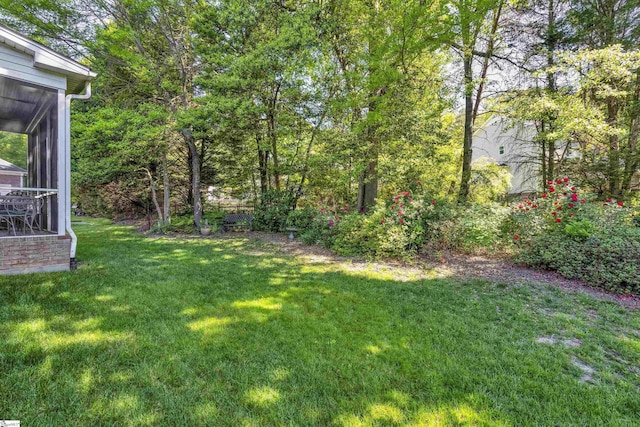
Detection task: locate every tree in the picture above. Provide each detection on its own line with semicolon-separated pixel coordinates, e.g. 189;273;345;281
0;132;27;169
443;0;506;203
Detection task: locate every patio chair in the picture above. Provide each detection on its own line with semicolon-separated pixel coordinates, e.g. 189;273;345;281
0;196;38;235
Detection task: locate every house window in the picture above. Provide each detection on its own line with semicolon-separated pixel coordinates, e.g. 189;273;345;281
499;146;505;155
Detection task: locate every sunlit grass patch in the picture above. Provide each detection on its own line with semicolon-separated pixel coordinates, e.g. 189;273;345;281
0;218;638;426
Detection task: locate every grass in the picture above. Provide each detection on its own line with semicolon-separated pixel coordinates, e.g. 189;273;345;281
1;218;639;426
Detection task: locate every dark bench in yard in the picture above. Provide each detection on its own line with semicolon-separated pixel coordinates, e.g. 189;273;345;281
222;214;254;232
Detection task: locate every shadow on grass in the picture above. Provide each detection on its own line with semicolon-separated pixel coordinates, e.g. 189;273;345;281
0;219;639;426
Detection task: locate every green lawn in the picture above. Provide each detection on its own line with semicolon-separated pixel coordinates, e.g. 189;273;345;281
1;219;639;426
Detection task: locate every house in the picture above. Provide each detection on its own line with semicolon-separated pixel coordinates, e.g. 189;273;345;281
471;116;539;194
0;25;95;274
0;158;26;190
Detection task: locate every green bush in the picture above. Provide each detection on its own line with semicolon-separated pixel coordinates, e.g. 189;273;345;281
253;190;296;232
286;206;316;230
516;231;640;294
508;178;640;293
299;213;340;248
564;219;595;238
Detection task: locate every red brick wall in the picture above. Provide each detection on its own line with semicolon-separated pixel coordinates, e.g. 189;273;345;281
0;235;70;274
0;174;23;187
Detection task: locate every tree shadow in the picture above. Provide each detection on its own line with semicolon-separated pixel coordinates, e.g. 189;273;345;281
0;222;639;425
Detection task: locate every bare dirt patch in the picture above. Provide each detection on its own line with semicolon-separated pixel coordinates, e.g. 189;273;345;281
571;357;597;383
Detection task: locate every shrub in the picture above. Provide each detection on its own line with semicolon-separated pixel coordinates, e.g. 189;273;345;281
299;212;341;248
509;178;640;293
516;231;640;294
286;206;316;230
253;190;296;232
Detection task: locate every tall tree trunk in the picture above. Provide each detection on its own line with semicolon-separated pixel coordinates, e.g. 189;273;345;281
267;111;280;190
256;132;269;195
184;131;202;229
363;158;378;209
186;144;194;207
162;158;171;223
541;136;548;189
356;170;366;213
472;1;503;124
545;0;557;182
458;53;474;204
143;167;163;224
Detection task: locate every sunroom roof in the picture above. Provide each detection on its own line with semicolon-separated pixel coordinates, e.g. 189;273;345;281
0;24;96;94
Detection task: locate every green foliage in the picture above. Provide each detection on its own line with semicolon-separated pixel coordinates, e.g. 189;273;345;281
509;178;640;293
253;190;297;232
468;159;512;204
299;213;341;248
285;206;315;230
516;232;640;294
0;131;27;169
564;220;595;238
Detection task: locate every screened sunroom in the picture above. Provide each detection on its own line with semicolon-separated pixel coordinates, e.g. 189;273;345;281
0;25;95;274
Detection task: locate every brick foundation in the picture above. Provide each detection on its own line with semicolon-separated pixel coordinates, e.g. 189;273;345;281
0;235;70;275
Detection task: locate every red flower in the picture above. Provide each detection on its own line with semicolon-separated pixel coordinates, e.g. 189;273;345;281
532;205;538;209
542;193;548;198
398;211;403;216
552;211;557;216
519;205;523;209
563;177;569;183
568;203;574;208
557;206;562;210
417;181;422;185
571;193;578;202
400;204;404;207
548;180;553;185
556;218;562;223
556;179;563;184
431;200;436;205
549;187;556;193
399;219;405;224
617;201;624;207
390;205;395;210
607;198;612;202
569;214;575;217
514;235;520;240
571;186;576;191
581;199;586;203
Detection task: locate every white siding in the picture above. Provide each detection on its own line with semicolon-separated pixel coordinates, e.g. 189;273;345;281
0;44;66;90
472;118;539;194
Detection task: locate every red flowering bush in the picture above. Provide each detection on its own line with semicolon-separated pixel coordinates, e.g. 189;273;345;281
506;178;640;293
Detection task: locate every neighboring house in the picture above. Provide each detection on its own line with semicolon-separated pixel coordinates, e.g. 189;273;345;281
0;25;95;274
0;158;26;189
472;116;540;195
